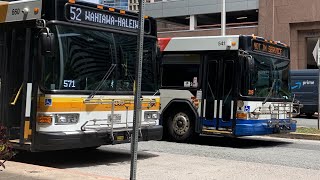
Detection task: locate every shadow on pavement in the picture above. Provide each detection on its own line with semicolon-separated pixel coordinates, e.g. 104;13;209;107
12;147;158;169
181;136;293;149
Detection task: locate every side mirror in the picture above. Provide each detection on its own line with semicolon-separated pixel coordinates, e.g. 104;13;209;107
246;55;254;70
39;31;55;57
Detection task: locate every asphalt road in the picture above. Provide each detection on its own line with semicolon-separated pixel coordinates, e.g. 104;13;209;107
294;115;320;128
12;136;320;179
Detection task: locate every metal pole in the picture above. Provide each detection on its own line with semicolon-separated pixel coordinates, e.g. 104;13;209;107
272;0;275;40
318;62;320;129
317;44;320;130
221;0;226;36
130;0;145;179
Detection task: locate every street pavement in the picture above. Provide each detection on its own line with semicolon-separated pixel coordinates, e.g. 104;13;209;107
8;136;320;180
294;115;320;128
2;161;124;180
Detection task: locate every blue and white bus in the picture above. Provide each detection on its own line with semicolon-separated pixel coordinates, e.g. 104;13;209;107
159;35;296;142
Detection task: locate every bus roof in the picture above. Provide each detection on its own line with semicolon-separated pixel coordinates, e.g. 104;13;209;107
0;0;42;23
158;35;240;52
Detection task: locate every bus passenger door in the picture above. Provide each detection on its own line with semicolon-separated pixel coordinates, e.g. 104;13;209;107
220;60;235;126
203;58;235;129
0;28;33;144
203;59;219;124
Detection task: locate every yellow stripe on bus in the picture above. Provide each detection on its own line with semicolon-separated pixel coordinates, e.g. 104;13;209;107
0;1;9;23
38;97;160;112
24;119;32;139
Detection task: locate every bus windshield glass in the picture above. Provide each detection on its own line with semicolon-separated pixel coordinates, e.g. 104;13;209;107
243;54;290;99
42;24;158;93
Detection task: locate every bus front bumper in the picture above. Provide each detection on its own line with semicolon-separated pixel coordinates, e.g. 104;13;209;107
33;125;163;151
234;119;297;136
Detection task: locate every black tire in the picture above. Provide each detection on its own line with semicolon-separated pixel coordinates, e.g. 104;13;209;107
167;109;195;143
292;107;300;117
306;113;314;118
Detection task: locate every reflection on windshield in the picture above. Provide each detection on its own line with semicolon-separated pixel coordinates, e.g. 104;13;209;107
247;54;290;99
42;25;158;93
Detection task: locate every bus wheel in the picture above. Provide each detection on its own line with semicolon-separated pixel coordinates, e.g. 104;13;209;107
168;110;194;142
292;107;299;117
306;113;314;118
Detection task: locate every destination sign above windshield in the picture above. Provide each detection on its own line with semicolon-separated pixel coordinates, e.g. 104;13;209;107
65;3;143;32
252;40;289;58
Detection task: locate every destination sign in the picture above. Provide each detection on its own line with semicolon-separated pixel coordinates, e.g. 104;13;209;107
65;4;147;32
252;40;288;57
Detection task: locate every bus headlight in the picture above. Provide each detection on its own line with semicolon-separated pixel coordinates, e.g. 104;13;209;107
144;111;159;120
55;114;79;125
237;100;244;108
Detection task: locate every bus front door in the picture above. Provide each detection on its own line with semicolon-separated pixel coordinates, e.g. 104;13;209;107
0;28;32;145
204;58;235;130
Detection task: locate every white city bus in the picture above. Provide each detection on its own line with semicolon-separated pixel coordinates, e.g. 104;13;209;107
159;35;296;142
0;0;162;151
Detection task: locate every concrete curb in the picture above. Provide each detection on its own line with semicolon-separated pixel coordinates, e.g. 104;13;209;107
270;132;320;141
1;161;125;180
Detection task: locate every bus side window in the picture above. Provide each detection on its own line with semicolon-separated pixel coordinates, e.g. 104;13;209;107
161;54;200;87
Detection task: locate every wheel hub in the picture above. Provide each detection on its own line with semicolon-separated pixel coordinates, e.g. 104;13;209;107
177;120;184;127
172;112;190;135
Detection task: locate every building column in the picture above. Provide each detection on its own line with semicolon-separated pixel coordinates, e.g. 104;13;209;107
189;15;197;30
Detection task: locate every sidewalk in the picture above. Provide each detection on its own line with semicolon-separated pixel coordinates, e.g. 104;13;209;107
271;132;320;141
1;161;124;180
268;117;320;141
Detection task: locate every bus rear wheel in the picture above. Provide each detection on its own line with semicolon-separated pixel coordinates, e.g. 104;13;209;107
306;113;314;118
167;110;195;142
292;107;299;117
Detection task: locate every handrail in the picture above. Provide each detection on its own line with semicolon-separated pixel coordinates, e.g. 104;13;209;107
10;84;23;105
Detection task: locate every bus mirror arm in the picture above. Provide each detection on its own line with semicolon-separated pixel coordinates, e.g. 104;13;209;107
246;55;254;70
238;50;249;57
39;29;55;57
238;50;254;68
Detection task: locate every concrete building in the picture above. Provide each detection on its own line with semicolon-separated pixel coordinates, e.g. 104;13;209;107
129;0;153;12
100;0;129;9
145;0;320;70
99;0;151;12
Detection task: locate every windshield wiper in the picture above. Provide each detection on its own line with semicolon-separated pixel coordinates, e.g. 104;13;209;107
263;79;277;104
85;64;117;102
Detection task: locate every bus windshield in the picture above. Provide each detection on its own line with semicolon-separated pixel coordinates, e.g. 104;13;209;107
42;24;158;93
243;54;290;99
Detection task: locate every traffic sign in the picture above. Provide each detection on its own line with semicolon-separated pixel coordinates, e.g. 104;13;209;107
315;38;320;130
312;39;320;66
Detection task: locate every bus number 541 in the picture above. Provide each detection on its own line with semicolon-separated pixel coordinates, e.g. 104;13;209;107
218;41;226;46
